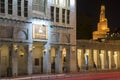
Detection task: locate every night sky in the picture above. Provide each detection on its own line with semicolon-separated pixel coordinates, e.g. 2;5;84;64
77;0;120;39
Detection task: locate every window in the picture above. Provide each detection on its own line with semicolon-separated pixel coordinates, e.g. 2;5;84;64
56;7;59;22
8;0;13;14
32;0;46;13
63;0;66;7
67;10;70;24
34;58;39;66
52;0;55;4
17;0;21;16
62;9;65;23
51;6;54;22
67;0;70;7
55;0;59;5
63;0;70;7
24;0;28;17
0;0;5;13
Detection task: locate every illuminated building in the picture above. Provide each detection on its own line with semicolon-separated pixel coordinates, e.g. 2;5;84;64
93;5;110;40
77;40;120;71
77;4;120;71
0;0;76;77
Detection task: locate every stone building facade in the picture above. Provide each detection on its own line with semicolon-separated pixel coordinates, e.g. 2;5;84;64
77;40;120;71
77;4;120;71
0;0;76;77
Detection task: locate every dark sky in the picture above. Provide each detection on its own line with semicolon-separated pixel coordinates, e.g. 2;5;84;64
77;0;120;39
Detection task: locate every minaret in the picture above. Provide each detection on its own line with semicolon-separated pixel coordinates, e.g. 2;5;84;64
93;5;110;40
100;5;105;22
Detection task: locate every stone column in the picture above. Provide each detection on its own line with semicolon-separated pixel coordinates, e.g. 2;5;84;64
0;46;1;77
43;45;51;74
55;46;62;73
108;51;112;69
27;44;33;75
12;44;18;77
69;46;77;72
104;51;109;70
111;51;115;69
117;51;120;69
97;51;101;69
94;50;101;69
88;49;94;70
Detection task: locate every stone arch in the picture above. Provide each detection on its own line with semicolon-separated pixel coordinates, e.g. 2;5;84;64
51;47;56;73
0;44;9;77
32;42;44;74
65;34;70;43
17;45;28;75
51;33;59;42
62;33;70;43
16;30;28;40
61;47;67;72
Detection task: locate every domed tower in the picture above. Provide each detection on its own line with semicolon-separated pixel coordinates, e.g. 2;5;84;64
93;5;110;40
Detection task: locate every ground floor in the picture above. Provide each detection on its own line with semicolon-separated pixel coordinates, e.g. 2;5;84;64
1;70;120;80
0;41;76;77
77;40;120;71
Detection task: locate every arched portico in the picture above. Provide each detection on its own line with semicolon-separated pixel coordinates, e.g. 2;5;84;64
32;42;44;74
51;47;56;73
0;44;9;77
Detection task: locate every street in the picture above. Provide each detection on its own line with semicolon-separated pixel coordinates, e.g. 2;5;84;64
1;71;120;80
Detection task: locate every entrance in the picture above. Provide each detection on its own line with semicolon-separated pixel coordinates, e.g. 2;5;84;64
51;47;56;73
32;42;44;74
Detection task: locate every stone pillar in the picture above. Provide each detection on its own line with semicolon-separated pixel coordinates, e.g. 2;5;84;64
43;45;51;74
104;51;109;70
94;50;101;69
97;51;101;69
111;51;115;69
0;46;1;77
55;47;62;73
117;51;120;69
69;46;77;72
12;44;18;77
108;51;112;69
88;49;94;70
27;44;33;75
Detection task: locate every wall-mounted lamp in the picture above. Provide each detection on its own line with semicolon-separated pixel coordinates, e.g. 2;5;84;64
43;49;47;55
19;50;24;57
29;46;35;52
13;45;18;53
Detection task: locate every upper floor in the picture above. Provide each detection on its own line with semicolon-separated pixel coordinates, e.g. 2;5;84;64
0;0;76;26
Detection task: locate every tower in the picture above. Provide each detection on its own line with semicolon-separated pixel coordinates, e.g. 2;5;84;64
93;5;110;40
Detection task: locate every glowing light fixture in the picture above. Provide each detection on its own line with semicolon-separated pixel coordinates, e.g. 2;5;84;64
19;50;24;57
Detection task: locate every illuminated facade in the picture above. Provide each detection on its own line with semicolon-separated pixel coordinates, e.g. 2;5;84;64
0;0;76;77
77;40;120;71
77;4;120;71
93;5;110;40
